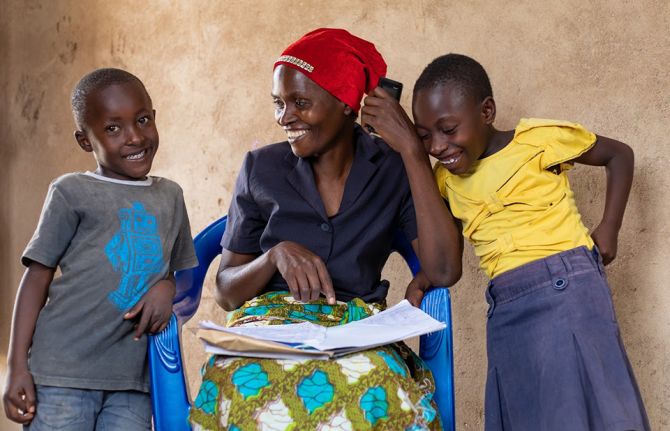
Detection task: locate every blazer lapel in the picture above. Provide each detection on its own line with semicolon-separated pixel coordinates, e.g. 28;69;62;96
285;151;329;221
339;130;381;213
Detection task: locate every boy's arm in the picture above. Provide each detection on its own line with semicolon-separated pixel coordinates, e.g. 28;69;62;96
3;262;54;424
572;135;634;265
124;273;176;340
362;89;463;286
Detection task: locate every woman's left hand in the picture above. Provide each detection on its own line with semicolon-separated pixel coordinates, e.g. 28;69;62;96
361;88;424;155
405;271;432;307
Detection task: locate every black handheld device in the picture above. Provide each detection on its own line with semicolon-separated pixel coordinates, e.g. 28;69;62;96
366;77;404;134
378;76;403;100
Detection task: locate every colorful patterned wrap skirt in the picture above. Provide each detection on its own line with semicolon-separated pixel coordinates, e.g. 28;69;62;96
189;291;442;431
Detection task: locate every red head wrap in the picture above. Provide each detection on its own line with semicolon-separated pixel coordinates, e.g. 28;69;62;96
274;28;387;113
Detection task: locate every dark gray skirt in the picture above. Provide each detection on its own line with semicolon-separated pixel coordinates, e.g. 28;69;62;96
484;246;649;430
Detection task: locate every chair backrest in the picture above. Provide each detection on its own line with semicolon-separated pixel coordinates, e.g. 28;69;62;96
148;216;455;431
171;217;229;324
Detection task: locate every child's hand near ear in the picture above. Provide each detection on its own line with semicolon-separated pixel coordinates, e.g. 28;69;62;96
124;275;176;340
405;271;432;307
361;88;423;156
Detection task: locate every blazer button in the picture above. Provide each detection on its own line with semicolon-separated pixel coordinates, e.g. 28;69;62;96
320;222;331;232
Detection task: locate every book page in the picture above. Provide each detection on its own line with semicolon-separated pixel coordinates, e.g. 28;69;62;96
200;320;326;346
198;300;445;355
312;300;445;350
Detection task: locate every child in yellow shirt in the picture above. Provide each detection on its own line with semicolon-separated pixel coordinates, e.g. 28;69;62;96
362;53;649;430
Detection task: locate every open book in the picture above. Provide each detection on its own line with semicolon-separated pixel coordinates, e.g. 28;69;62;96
197;299;446;360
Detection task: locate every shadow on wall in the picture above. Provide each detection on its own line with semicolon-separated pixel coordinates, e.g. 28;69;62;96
0;7;13;356
616;165;664;417
613;164;656;329
0;179;12;357
0;11;18;431
1;2;95;357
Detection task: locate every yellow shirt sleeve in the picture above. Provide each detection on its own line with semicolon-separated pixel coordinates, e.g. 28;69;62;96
514;118;597;169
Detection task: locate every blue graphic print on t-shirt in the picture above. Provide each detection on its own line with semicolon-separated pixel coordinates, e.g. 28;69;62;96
105;202;164;310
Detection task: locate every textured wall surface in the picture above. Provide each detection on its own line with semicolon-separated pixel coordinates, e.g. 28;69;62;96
2;1;669;429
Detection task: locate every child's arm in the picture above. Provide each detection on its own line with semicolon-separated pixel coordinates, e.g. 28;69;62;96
362;88;463;286
3;262;54;424
405;269;432;307
124;273;176;340
573;135;634;265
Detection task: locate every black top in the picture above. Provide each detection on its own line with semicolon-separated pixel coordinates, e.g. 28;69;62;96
222;125;417;302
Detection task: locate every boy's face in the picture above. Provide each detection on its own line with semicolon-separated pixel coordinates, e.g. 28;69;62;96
272;65;352;159
75;82;158;181
413;83;493;175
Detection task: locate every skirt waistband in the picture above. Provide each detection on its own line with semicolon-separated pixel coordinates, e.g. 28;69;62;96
485;246;602;310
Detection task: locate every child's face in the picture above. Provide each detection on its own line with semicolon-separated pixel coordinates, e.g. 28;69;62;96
413;83;492;175
75;82;158;181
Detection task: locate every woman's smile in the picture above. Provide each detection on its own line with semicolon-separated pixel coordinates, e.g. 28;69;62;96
285;128;309;143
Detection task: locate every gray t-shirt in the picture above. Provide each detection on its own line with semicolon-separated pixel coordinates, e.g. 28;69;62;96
23;172;198;392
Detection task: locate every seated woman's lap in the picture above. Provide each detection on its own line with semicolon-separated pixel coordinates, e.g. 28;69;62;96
189;292;441;430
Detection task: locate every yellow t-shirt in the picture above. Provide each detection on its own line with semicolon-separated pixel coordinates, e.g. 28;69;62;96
434;118;597;279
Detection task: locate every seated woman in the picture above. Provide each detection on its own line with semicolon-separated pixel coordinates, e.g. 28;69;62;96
190;28;461;431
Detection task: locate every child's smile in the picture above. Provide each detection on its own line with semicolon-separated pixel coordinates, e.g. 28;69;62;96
439;151;464;170
124;148;148;160
75;82;158;181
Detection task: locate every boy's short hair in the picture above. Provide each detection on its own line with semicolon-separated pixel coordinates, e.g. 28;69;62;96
71;68;150;128
413;53;493;103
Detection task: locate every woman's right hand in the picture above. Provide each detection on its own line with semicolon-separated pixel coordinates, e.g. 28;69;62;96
269;241;336;304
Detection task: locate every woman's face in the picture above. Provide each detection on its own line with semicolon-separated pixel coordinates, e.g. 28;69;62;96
272;65;351;158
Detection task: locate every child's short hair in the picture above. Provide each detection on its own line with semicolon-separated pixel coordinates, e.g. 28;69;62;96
71;68;150;128
413;53;493;103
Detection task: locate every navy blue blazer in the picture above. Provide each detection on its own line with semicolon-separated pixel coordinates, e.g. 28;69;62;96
222;126;417;302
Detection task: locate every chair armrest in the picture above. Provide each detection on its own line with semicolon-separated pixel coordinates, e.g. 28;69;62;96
420;287;456;431
148;314;192;431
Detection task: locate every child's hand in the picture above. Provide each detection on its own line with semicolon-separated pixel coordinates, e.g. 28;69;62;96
405;271;432;307
361;88;424;156
591;222;619;265
124;278;176;340
3;366;36;424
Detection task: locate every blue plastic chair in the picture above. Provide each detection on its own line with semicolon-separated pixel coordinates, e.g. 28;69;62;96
148;216;455;430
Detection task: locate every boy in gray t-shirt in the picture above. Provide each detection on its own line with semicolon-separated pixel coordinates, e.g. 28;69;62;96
3;68;198;430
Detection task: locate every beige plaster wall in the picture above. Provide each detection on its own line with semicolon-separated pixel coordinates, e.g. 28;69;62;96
2;1;668;429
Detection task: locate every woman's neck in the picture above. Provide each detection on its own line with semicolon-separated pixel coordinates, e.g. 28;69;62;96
311;122;356;181
311;122;356;217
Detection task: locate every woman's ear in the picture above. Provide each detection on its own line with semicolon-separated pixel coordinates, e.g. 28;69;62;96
481;96;496;125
